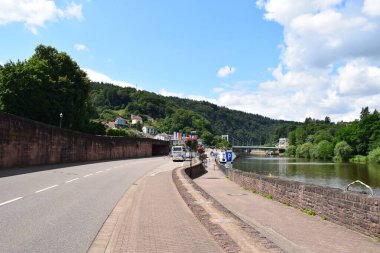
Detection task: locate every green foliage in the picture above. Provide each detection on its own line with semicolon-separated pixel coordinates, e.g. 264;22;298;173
301;209;316;216
285;145;297;157
296;142;313;158
89;82;298;145
106;128;137;137
334;141;353;162
0;45;95;132
286;109;380;161
367;148;380;163
349;155;367;163
317;140;334;160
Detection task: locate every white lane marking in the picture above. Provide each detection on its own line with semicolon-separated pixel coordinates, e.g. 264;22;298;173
35;185;59;193
83;174;93;178
65;178;79;183
0;197;23;207
95;171;103;174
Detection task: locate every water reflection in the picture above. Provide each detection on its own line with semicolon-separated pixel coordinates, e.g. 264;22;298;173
233;155;380;195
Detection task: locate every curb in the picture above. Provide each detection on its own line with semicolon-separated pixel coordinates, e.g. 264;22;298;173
173;163;286;253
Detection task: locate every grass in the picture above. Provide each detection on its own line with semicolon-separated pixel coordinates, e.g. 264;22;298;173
301;209;316;216
262;193;273;200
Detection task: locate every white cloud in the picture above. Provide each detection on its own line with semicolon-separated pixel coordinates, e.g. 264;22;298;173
221;0;380;121
334;61;380;96
74;43;89;52
0;0;83;34
83;68;135;88
362;0;380;17
217;66;236;78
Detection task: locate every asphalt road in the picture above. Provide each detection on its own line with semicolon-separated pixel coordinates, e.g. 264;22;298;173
0;157;172;253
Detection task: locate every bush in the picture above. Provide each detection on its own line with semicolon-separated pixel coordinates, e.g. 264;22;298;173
368;148;380;163
334;141;352;162
296;142;313;158
285;145;296;157
349;155;367;163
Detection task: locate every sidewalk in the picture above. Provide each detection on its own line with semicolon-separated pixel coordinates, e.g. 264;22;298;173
194;160;380;253
88;161;223;253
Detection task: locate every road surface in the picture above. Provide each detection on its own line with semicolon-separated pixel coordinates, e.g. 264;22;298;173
0;157;171;253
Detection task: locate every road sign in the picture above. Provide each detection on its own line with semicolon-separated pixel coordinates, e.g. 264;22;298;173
226;151;233;162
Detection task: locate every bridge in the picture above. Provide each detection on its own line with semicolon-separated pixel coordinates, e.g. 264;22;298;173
232;145;287;154
230;137;288;153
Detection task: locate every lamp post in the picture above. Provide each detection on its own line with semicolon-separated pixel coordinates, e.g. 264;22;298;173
59;113;63;128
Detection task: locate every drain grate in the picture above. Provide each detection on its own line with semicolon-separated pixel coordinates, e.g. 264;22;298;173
227;193;247;196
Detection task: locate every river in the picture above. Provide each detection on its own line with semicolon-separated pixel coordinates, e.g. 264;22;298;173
232;155;380;196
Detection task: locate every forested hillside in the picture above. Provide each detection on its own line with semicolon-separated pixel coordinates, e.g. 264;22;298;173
89;82;297;145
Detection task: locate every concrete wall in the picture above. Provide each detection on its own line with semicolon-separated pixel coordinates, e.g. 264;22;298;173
184;161;206;179
0;113;169;169
226;169;380;238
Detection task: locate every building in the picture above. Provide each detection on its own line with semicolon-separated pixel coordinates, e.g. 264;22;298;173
142;126;155;135
146;116;154;122
278;138;288;149
104;122;117;129
131;115;143;125
154;133;172;141
115;117;126;126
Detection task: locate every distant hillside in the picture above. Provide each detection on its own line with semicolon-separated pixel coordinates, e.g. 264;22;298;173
89;82;298;145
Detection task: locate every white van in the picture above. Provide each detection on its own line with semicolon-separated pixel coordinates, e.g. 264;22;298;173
171;146;186;161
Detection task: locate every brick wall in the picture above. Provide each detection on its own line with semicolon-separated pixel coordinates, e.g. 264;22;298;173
0;113;169;169
227;168;380;238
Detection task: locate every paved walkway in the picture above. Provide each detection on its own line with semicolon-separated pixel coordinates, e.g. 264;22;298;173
88;160;223;253
195;160;380;253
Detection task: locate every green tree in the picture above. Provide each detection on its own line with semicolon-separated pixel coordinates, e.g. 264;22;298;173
317;140;333;160
0;45;92;130
334;141;352;162
296;142;313;158
285;145;297;157
367;147;380;163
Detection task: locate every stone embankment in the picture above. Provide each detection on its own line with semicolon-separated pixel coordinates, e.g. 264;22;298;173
225;168;380;238
0;112;169;169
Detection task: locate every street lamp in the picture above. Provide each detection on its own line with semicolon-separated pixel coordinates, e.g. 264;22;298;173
59;113;63;128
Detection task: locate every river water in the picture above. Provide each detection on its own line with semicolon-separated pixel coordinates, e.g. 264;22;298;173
232;155;380;196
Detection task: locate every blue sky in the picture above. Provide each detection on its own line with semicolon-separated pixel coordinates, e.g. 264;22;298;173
1;0;380;122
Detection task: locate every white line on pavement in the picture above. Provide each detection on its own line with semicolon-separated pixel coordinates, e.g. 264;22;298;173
0;197;23;207
95;171;103;174
83;174;93;178
65;178;79;183
35;185;59;193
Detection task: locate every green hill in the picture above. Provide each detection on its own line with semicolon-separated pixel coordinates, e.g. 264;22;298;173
89;82;298;145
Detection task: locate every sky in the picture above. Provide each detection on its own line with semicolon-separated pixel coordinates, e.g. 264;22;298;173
1;0;380;122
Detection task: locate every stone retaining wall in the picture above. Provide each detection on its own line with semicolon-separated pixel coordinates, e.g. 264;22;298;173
0;113;169;169
227;168;380;238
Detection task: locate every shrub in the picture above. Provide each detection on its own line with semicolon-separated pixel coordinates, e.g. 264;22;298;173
296;142;313;158
368;148;380;163
334;141;352;162
349;155;367;163
285;145;296;157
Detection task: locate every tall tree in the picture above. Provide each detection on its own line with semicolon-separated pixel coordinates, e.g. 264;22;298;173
0;45;92;130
